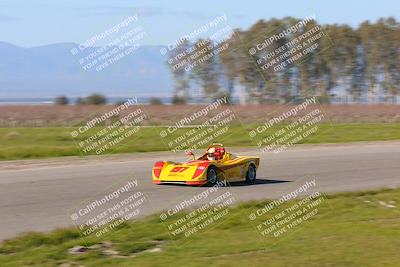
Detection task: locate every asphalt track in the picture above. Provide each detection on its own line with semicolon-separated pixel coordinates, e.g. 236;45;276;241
0;141;399;242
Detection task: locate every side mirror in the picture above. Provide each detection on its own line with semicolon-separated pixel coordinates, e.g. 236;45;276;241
185;151;195;159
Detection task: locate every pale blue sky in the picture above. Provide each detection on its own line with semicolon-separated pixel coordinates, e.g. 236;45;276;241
0;0;399;47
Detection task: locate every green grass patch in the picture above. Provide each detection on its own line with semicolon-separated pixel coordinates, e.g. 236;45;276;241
0;123;399;160
0;188;399;266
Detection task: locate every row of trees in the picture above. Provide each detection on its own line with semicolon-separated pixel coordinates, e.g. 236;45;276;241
54;94;108;105
167;17;400;104
54;95;165;105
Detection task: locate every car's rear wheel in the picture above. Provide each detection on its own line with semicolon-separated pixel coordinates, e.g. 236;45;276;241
245;164;256;184
207;167;218;186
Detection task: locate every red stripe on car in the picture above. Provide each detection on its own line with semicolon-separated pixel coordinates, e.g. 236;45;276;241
153;161;164;178
192;162;209;180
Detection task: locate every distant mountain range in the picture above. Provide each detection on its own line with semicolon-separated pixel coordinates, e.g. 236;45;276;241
0;42;173;98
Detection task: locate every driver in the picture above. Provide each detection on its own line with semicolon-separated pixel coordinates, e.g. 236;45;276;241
207;147;216;161
207;147;224;160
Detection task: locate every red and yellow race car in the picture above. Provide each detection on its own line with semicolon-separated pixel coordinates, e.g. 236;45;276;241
152;144;260;186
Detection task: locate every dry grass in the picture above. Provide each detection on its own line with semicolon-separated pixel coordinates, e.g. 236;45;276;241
0;104;399;127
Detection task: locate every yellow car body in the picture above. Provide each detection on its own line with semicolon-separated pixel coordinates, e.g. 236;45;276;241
152;146;260;186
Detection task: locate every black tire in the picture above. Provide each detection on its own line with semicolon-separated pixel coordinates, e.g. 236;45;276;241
207;166;218;186
245;164;256;184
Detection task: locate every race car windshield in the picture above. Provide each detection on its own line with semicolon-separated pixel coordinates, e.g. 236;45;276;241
208;153;214;157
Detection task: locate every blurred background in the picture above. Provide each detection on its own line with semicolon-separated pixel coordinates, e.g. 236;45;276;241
0;0;399;105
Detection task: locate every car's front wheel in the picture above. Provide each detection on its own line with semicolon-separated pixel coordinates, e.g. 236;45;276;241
245;164;256;184
207;167;218;186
